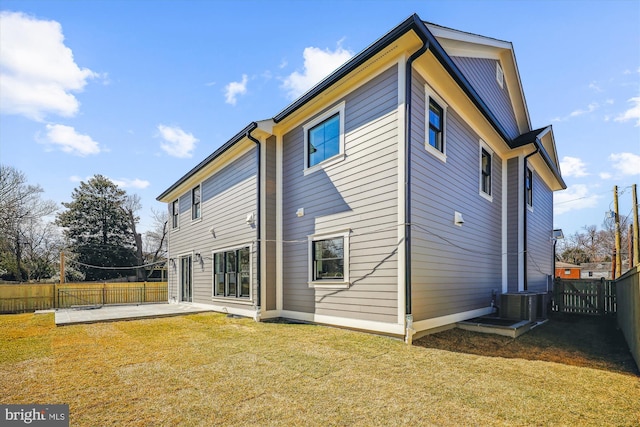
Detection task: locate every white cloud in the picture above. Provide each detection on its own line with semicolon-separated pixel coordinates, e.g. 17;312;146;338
0;11;98;121
111;178;150;189
609;152;640;176
599;172;612;180
43;124;101;156
614;96;640;126
588;81;602;92
157;124;198;158
554;184;601;215
559;156;589;177
224;74;248;105
282;44;353;99
552;102;599;123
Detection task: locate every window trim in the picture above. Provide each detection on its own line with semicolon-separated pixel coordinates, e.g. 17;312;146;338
211;244;253;301
303;102;346;175
171;199;180;230
496;62;504;89
424;85;448;163
479;140;493;202
307;229;350;289
191;184;202;222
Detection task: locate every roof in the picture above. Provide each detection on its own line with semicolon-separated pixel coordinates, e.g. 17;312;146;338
158;13;565;201
556;262;582;269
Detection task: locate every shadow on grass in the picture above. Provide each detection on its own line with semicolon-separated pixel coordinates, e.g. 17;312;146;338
414;313;639;376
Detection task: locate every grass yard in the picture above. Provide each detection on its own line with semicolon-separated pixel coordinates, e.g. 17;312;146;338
1;312;639;426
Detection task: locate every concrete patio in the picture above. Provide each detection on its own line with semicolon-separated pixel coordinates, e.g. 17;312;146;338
45;303;216;326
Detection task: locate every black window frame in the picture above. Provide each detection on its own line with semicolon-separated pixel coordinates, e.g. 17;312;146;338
307;113;340;168
312;237;344;281
171;200;179;229
526;167;533;207
191;185;201;220
481;148;492;196
428;99;444;152
213;247;250;299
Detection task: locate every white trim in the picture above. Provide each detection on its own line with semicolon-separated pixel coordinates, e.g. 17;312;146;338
275;134;283;312
211;243;254;301
259;139;266;311
396;55;407;327
424;84;448;163
496;62;504;89
190;183;203;222
280;310;405;336
303;101;346;174
177;252;194;303
413;306;495;332
478;139;493;202
171;199;180;232
307;229;351;288
501;157;508;293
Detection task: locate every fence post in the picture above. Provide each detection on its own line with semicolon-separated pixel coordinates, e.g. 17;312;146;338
597;279;605;315
143;282;146;303
102;283;106;306
556;278;564;312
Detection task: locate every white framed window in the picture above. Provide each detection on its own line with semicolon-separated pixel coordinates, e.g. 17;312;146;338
424;85;448;163
479;140;493;202
191;185;201;221
212;245;252;299
303;102;345;174
496;62;504;89
308;229;350;289
171;199;179;230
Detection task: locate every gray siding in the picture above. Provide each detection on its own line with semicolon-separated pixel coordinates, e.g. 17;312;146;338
167;145;259;308
264;136;277;311
451;56;520;139
410;69;503;322
281;64;400;324
507;157;520;292
526;169;553;292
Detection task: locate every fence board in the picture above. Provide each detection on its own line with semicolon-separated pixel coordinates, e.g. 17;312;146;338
552;279;616;315
0;282;167;314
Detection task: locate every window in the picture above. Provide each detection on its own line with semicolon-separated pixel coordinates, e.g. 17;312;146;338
213;247;250;298
496;62;504;89
303;102;345;172
171;200;179;229
308;230;350;288
428;100;444;152
564;269;571;276
191;185;201;220
480;148;491;196
526;168;533;207
424;86;448;162
588;271;593;277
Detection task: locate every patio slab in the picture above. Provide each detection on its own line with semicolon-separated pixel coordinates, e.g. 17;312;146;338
52;303;216;326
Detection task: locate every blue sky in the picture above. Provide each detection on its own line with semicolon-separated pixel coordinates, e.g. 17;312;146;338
1;0;638;236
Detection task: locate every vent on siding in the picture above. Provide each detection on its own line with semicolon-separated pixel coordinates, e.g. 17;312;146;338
496;62;504;89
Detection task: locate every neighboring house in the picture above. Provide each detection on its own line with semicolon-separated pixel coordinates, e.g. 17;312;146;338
580;261;630;280
555;262;581;279
157;14;566;342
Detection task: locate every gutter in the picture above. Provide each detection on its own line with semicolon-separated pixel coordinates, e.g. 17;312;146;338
404;41;429;345
523;145;539;291
246;124;262;314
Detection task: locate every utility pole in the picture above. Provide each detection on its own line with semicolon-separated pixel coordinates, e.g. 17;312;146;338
633;183;639;267
613;186;622;279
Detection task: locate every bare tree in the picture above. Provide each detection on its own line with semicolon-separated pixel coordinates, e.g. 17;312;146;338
0;165;58;281
123;194;146;281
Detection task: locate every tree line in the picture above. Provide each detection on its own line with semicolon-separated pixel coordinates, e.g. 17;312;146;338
0;165;167;282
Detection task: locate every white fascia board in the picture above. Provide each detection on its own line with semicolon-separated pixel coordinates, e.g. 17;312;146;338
426;24;511;51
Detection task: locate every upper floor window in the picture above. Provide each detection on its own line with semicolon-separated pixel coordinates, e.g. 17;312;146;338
424;85;448;162
303;102;345;173
526;168;533;207
191;185;201;220
171;200;179;229
480;143;492;200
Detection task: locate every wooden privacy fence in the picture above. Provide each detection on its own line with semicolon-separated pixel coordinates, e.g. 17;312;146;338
0;282;168;314
552;278;616;315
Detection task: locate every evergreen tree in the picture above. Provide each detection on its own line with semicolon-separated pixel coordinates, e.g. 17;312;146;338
56;175;137;281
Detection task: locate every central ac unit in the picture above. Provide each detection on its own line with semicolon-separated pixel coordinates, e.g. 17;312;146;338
501;293;537;322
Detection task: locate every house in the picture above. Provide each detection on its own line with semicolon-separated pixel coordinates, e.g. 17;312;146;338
580;261;630;280
157;14;566;342
555;262;581;279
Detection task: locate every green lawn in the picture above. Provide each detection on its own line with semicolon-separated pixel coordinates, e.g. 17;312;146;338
1;312;638;426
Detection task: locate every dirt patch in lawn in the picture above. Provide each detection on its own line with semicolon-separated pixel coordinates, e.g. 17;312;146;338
414;313;639;376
